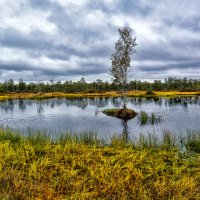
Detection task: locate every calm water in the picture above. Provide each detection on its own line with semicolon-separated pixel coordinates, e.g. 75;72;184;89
0;97;200;139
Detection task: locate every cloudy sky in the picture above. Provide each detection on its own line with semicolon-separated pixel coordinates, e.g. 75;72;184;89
0;0;200;82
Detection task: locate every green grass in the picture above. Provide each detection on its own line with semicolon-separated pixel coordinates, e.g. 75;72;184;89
139;111;149;125
0;128;200;199
139;111;163;125
185;131;200;153
102;108;120;116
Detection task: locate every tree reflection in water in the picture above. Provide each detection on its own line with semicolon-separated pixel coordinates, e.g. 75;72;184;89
19;99;26;111
121;119;129;142
37;101;44;115
95;108;99;116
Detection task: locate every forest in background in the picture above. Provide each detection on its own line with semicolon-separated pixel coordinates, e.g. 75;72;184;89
0;77;200;93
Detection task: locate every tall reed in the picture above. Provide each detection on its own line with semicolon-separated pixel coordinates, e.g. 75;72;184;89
139;111;163;125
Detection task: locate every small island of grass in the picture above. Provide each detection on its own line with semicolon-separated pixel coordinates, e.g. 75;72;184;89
103;108;137;120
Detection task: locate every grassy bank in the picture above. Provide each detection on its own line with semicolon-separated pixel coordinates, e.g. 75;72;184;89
0;128;200;199
0;90;200;101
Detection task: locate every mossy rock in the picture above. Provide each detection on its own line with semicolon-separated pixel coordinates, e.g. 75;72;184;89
103;108;137;120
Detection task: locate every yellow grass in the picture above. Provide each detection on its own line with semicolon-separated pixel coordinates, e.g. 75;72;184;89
0;95;9;100
153;91;200;97
0;128;200;199
0;91;200;101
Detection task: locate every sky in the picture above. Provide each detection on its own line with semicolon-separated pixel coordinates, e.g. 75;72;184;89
0;0;200;82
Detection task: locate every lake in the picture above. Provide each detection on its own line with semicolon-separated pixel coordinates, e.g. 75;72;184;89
0;97;200;139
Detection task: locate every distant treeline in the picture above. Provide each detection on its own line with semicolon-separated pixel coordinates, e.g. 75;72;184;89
0;77;200;93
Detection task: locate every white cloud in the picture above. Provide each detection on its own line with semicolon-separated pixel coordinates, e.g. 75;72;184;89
0;0;57;34
0;0;200;81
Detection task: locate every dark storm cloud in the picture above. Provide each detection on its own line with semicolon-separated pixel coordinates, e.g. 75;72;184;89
164;17;200;32
0;28;50;50
0;26;110;60
0;60;105;79
139;61;200;72
0;62;35;72
42;63;106;77
0;0;200;81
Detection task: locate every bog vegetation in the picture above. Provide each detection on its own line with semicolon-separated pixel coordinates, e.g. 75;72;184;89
139;111;163;125
0;128;200;199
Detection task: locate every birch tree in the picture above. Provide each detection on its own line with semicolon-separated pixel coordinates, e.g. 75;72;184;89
110;27;137;109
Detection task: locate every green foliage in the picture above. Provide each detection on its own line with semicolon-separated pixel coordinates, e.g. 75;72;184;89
0;76;200;94
110;27;137;108
110;27;136;86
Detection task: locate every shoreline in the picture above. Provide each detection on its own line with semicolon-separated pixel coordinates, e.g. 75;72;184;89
0;90;200;101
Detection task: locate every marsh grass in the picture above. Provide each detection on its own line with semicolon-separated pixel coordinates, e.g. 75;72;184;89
0;91;200;101
58;131;102;146
149;113;163;124
185;131;200;153
0;128;21;144
0;128;200;199
139;111;163;125
139;111;149;125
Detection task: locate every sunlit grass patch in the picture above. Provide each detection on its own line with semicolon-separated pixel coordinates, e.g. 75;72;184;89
0;95;9;101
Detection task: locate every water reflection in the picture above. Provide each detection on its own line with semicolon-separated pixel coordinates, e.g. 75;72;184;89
0;96;200;137
95;108;99;116
0;96;199;113
166;97;198;107
121;120;129;142
0;100;14;113
37;101;44;115
19;99;26;111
